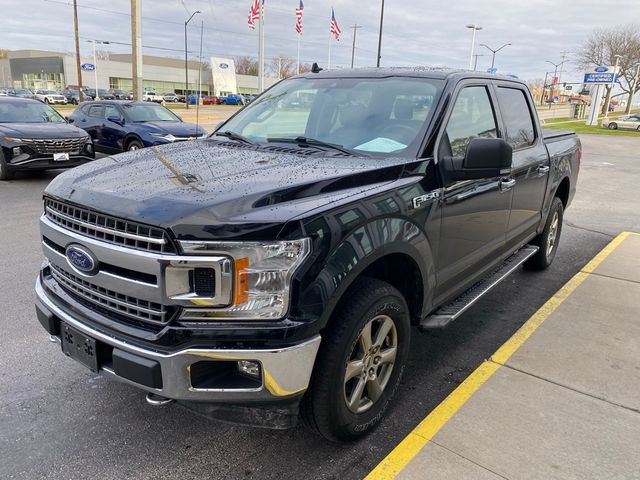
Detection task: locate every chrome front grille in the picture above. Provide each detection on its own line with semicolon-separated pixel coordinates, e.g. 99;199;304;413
23;137;86;154
50;264;170;325
44;198;176;254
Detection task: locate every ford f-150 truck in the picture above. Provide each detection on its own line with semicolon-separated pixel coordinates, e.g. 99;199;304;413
35;69;580;441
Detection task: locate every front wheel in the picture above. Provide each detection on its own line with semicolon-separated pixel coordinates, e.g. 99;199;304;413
126;139;143;151
44;98;50;104
301;277;410;441
608;122;618;130
525;196;564;271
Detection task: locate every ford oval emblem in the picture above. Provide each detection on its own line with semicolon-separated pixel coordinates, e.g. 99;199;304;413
594;66;608;73
66;244;98;275
219;63;229;69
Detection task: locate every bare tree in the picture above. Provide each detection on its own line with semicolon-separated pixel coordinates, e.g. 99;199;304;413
269;55;297;79
234;56;259;76
576;25;640;113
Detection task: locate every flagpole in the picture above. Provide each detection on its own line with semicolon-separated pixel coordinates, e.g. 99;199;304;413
328;32;332;70
258;0;265;92
297;35;301;75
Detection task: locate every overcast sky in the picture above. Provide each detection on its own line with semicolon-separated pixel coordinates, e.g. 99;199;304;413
3;0;639;82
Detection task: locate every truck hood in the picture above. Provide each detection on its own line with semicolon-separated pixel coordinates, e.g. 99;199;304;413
44;139;408;240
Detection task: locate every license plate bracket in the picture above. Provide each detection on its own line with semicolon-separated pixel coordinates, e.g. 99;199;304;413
61;322;99;372
53;152;70;162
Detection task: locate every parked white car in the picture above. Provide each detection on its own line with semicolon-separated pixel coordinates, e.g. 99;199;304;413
602;114;640;131
143;92;164;104
34;89;67;104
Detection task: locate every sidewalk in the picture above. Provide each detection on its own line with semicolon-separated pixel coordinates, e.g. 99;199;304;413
366;232;640;480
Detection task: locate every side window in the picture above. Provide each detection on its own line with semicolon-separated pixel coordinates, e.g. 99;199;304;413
87;105;103;117
496;87;536;150
103;105;120;119
445;86;497;157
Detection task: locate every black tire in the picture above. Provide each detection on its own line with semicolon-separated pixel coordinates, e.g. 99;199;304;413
0;150;15;181
301;277;411;442
72;98;78;105
44;98;50;104
126;139;143;151
608;122;618;130
525;196;564;271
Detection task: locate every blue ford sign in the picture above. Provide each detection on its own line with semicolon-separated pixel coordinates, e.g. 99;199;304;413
81;63;95;71
594;66;609;73
219;63;229;69
584;72;618;84
66;244;98;275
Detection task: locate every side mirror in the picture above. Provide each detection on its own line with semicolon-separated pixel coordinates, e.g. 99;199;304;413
65;116;73;123
107;115;124;126
445;137;512;181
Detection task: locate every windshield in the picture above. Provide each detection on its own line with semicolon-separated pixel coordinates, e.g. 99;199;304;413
41;90;58;95
122;103;181;122
0;101;66;123
218;76;443;155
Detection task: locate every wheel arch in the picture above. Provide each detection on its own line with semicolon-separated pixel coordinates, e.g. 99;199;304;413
554;176;570;208
123;133;143;151
296;217;435;336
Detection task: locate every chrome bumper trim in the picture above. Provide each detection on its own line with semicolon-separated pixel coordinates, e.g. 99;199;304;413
36;277;321;402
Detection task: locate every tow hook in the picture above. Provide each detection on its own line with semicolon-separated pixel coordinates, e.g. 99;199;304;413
146;392;174;406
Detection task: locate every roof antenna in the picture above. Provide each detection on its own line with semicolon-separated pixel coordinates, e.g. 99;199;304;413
311;63;323;73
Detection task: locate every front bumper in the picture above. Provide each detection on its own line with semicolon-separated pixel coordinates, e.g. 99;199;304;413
35;276;321;403
7;154;94;170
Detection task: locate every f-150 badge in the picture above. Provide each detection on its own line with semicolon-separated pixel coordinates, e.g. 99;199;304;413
412;191;440;209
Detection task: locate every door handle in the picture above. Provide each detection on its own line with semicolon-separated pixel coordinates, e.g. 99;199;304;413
537;165;550;176
500;178;516;192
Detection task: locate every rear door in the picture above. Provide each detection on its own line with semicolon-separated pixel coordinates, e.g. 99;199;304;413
494;83;550;249
435;82;513;299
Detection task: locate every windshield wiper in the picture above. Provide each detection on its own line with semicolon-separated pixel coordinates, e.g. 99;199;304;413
267;136;360;156
214;130;256;145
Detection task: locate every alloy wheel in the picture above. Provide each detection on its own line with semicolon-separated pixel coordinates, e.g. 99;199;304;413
547;211;559;256
344;314;397;414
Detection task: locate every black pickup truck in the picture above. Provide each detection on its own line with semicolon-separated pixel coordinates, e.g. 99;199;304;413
35;69;580;441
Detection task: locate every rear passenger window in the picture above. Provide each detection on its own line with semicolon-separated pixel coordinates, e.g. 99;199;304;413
445;86;497;157
87;105;102;117
497;87;536;150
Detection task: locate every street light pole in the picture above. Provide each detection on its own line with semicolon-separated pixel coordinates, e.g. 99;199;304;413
546;59;564;110
376;0;385;67
480;43;511;71
466;24;483;70
184;10;201;109
472;54;485;71
350;24;362;69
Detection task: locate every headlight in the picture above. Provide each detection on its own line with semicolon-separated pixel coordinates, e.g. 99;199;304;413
150;133;177;142
178;238;311;320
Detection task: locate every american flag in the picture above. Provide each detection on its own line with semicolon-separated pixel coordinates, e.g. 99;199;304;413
295;0;304;35
247;0;261;29
330;8;341;40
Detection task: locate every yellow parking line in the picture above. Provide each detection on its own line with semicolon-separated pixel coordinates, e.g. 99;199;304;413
364;231;634;480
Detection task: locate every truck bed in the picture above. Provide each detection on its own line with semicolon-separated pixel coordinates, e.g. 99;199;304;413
542;129;576;142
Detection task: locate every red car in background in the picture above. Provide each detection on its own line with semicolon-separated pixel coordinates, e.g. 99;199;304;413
203;96;220;105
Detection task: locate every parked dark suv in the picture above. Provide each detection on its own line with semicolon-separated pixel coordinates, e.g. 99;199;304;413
0;97;94;180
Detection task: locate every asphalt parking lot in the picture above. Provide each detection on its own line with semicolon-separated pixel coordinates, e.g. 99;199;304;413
0;134;638;480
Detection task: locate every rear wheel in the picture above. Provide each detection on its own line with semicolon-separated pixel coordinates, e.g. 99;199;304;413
0;150;15;181
301;277;410;441
608;122;618;130
525;196;564;271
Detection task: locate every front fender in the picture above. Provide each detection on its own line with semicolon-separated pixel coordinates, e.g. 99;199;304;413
294;216;435;331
